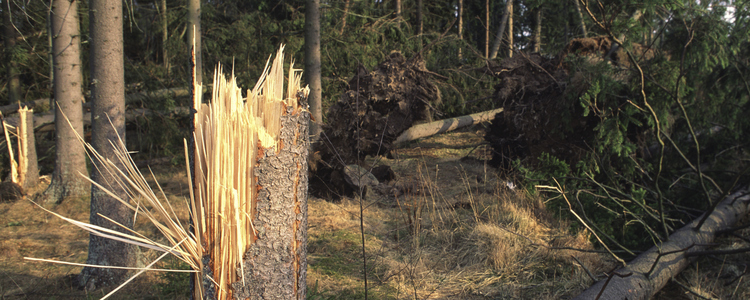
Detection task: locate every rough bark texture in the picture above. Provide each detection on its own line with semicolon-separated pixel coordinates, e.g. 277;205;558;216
573;188;750;300
188;0;202;84
79;0;138;289
3;0;22;104
231;104;309;300
394;108;504;145
489;0;512;59
41;0;89;204
305;0;322;140
17;108;38;190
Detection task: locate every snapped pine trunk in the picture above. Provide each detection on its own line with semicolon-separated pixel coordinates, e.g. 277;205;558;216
192;46;309;300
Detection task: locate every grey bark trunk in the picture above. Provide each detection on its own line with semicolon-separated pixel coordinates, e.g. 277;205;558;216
42;0;89;205
485;0;489;58
230;105;310;300
79;0;138;289
488;0;512;59
305;0;322;140
573;187;750;300
187;0;202;84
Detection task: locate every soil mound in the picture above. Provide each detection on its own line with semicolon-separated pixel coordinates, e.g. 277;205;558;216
311;51;440;199
485;36;657;169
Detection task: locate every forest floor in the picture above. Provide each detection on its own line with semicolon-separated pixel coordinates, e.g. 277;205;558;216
0;126;746;299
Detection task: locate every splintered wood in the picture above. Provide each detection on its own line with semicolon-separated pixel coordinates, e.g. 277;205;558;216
193;45;307;300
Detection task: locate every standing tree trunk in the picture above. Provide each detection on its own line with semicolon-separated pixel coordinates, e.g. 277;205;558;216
305;0;322;141
573;0;588;37
159;0;169;71
416;0;423;35
395;0;401;17
485;0;489;58
17;108;38;189
3;0;22;104
489;0;512;59
532;8;542;52
339;0;350;35
41;0;89;205
187;0;202;84
507;0;513;58
457;0;463;60
79;0;138;290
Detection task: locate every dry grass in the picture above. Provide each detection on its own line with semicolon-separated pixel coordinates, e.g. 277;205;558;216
2;126;749;299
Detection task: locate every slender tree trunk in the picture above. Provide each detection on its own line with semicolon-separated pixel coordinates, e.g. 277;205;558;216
573;0;587;37
159;0;168;71
47;1;54;98
485;0;489;59
489;0;512;59
3;0;22;104
457;0;463;60
305;0;322;141
395;0;401;17
417;0;423;35
507;0;513;58
41;0;89;204
187;0;202;84
532;8;542;52
339;0;350;35
79;0;138;289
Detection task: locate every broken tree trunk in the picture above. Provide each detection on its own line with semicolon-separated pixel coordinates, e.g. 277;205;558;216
193;47;309;300
573;187;750;300
394;108;503;145
17;108;38;189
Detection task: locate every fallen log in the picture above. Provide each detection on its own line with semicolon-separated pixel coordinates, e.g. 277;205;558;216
393;107;504;145
573;187;750;300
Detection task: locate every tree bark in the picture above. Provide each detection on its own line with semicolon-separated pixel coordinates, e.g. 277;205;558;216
41;0;89;205
457;0;463;60
573;0;587;37
79;0;138;289
305;0;322;141
187;0;202;84
573;187;750;300
394;108;503;145
231;104;309;300
532;8;542;52
488;0;512;59
507;0;513;58
416;0;423;35
395;0;401;17
17;108;38;189
3;0;22;104
339;0;350;35
159;0;169;70
485;0;489;59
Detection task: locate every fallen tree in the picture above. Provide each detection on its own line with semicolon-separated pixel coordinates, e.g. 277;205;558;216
573;187;750;300
393;107;503;145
